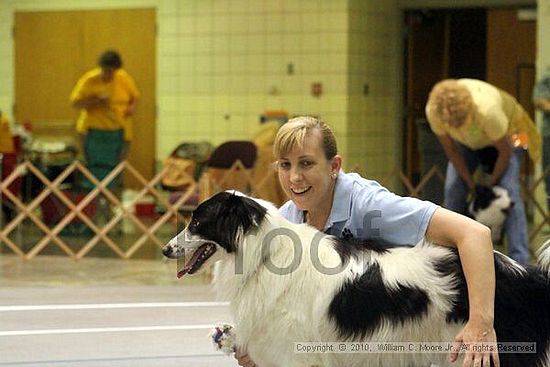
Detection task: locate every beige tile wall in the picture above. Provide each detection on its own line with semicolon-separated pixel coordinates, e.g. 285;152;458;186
0;0;402;185
346;0;400;182
2;0;546;185
536;0;550;74
158;0;401;181
157;0;354;167
0;2;14;114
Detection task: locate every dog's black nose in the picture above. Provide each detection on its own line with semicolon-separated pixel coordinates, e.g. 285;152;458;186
162;246;173;257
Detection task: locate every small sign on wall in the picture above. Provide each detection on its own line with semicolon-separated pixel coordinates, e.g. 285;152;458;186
311;82;322;98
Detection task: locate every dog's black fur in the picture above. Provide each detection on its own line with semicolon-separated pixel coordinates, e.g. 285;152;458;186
471;185;499;213
165;192;550;366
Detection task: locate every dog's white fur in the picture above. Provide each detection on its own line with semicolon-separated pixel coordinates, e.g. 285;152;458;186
164;192;550;367
468;185;512;242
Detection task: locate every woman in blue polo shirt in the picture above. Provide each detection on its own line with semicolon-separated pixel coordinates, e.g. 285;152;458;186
236;116;498;367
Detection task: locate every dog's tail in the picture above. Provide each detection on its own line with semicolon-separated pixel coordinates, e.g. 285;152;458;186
536;239;550;274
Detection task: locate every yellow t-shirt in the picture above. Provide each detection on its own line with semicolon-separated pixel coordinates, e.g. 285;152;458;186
70;68;139;141
426;78;541;161
0;114;14;154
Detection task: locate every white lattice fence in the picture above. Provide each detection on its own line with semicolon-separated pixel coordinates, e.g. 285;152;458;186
0;160;195;259
2;159;548;259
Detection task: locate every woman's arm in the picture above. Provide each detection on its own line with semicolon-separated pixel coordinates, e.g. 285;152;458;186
436;134;475;190
72;95;109;110
426;207;500;366
489;136;512;186
534;98;550;113
124;95;139;117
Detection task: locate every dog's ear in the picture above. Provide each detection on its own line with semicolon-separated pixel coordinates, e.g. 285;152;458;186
475;185;492;197
472;185;496;212
190;192;267;253
229;194;268;229
200;194;267;253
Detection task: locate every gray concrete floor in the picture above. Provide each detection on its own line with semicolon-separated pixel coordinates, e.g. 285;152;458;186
0;255;238;367
1;222;548;367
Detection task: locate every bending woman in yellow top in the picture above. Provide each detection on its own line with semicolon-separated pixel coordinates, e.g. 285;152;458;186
425;79;540;265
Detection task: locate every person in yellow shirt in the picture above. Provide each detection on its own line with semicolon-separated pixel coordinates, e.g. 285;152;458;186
0;109;16;221
70;50;139;187
425;78;540;265
0;110;14;155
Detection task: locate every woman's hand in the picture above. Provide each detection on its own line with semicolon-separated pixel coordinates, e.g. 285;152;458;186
235;349;256;367
534;98;550;113
124;97;138;118
451;320;500;366
124;103;136;117
72;95;109;110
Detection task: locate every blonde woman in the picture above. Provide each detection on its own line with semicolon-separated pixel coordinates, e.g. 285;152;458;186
425;79;540;265
237;116;499;367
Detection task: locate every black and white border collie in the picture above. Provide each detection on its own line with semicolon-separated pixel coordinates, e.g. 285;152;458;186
163;191;550;367
468;185;513;243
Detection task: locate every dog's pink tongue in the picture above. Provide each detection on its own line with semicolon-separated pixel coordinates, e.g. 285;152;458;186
177;261;196;278
177;246;206;278
177;268;190;278
177;262;192;278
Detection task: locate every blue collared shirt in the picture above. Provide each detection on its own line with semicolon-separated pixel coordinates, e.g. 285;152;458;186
278;172;438;246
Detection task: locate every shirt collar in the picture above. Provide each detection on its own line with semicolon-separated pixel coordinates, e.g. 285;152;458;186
324;171;353;230
284;171;354;230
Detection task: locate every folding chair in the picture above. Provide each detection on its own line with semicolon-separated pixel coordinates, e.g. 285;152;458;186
205;140;258;193
163;142;213;214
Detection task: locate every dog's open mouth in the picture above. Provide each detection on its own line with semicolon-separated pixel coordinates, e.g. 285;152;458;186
177;243;217;278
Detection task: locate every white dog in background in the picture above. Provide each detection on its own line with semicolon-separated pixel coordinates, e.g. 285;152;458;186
468;185;513;242
164;191;550;367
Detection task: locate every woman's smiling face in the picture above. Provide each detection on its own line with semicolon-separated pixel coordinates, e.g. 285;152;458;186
276;129;340;212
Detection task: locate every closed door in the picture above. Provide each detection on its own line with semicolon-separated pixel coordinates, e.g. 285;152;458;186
15;8;156;186
486;8;536;116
